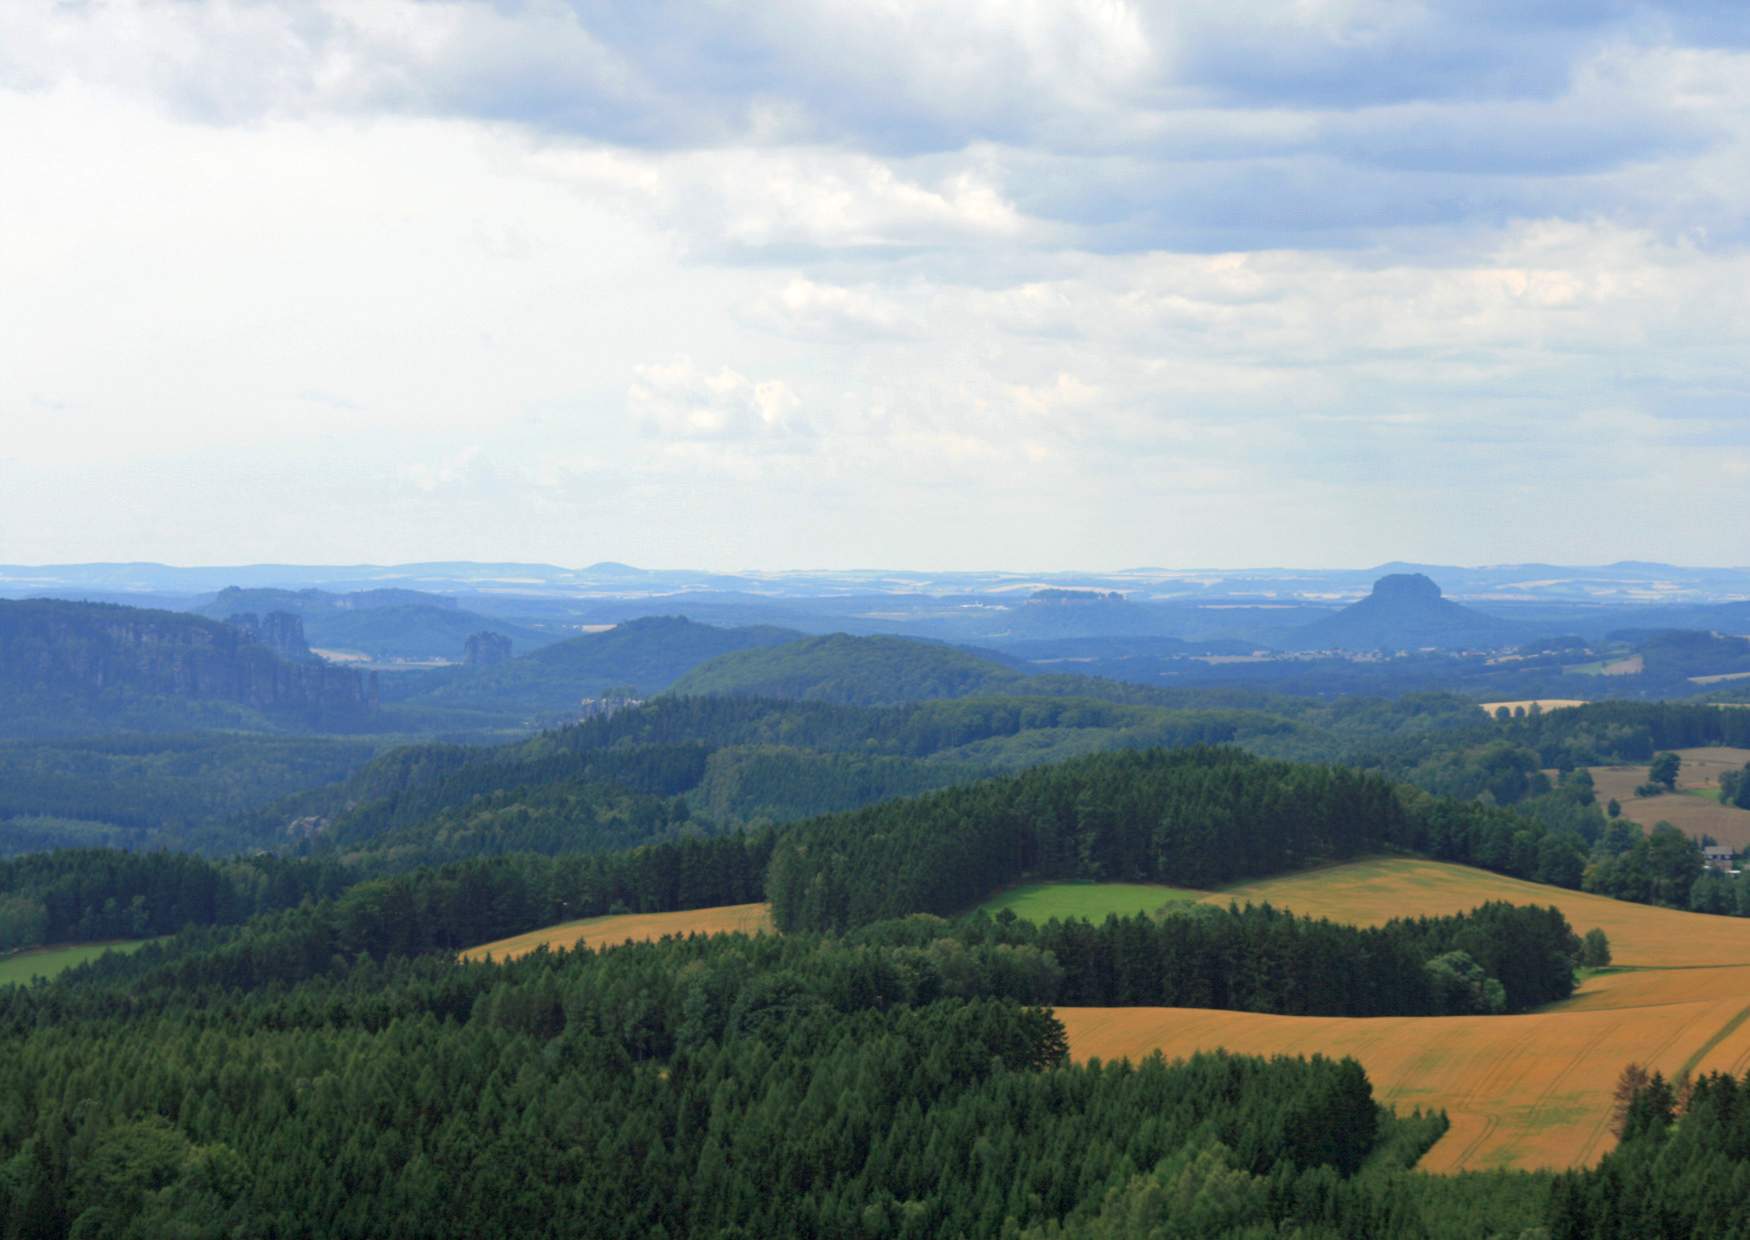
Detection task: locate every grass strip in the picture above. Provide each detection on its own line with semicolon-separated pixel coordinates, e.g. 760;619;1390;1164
1678;1003;1750;1081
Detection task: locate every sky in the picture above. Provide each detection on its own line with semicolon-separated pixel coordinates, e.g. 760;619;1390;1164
2;1;1748;571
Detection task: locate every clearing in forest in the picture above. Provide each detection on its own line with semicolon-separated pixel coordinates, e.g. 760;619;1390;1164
460;902;773;963
0;940;150;987
1061;856;1750;1173
977;882;1203;924
1587;746;1750;847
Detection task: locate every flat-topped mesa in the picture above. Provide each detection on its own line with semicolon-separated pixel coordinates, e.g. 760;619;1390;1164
1284;570;1525;652
1369;572;1444;603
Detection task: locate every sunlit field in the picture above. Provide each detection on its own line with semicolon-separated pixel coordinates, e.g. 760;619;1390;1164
1059;856;1750;1171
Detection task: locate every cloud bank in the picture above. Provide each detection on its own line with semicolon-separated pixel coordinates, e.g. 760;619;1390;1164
1;1;1746;568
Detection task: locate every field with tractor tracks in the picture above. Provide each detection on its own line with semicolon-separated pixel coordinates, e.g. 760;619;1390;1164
1586;746;1750;847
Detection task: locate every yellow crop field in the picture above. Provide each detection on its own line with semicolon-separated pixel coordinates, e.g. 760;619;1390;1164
1477;699;1589;715
461;903;773;963
1059;997;1750;1173
1062;856;1750;1171
1208;856;1750;967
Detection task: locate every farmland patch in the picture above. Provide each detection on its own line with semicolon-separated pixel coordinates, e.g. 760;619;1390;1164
1588;745;1750;847
1063;856;1750;1171
1209;856;1750;967
1057;1000;1750;1171
461;903;773;963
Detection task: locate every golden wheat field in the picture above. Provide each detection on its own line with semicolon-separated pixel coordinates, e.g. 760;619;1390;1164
1587;746;1750;847
1060;856;1750;1172
1477;699;1589;715
1058;996;1750;1172
460;902;773;963
1207;856;1750;966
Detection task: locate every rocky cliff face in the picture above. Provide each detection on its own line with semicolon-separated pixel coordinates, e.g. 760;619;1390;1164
227;610;313;661
463;631;513;667
0;599;377;726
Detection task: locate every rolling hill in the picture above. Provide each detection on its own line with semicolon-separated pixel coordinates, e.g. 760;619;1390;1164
393;616;802;723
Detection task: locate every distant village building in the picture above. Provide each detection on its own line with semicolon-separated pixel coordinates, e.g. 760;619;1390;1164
1704;845;1738;874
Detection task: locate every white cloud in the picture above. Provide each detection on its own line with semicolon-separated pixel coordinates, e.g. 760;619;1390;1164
630;359;805;441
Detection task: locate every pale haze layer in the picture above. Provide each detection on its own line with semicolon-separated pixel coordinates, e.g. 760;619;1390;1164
2;1;1748;570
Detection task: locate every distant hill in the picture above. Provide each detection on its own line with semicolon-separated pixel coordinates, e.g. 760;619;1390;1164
1605;629;1750;684
0;598;377;737
1000;589;1191;639
197;586;461;615
1284;574;1528;652
669;633;1029;705
396;616;802;722
195;587;561;661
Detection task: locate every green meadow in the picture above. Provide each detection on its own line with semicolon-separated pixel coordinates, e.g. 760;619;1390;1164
0;940;151;987
976;881;1204;924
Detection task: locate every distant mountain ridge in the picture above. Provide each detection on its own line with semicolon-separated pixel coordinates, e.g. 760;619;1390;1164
8;559;1750;607
194;587;562;661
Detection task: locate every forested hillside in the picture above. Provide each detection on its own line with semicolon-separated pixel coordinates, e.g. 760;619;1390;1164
381;615;802;728
0;733;382;856
669;632;1030;705
243;694;1297;869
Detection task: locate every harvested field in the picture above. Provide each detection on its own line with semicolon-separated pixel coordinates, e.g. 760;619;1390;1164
1058;996;1750;1173
1588;746;1750;847
978;882;1202;923
1208;856;1750;967
461;903;772;963
1060;856;1750;1171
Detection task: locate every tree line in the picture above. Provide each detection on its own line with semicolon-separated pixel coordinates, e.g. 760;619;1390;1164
878;899;1582;1015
